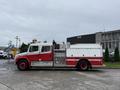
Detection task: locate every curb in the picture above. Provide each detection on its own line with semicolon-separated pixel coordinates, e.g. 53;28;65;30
99;67;120;69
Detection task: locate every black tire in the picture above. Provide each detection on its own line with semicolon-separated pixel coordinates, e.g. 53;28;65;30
17;60;29;71
76;60;90;71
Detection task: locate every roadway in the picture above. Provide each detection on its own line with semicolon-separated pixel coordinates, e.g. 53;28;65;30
0;59;120;90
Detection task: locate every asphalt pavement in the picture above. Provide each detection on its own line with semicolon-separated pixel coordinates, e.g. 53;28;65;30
0;59;120;90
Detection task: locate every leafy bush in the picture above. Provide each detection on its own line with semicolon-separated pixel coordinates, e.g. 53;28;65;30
104;47;110;62
114;47;120;62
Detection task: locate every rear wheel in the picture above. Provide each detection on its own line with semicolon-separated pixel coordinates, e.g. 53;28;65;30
17;60;29;71
77;60;90;71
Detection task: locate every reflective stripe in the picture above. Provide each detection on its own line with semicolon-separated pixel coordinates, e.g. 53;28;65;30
66;58;103;61
66;59;79;61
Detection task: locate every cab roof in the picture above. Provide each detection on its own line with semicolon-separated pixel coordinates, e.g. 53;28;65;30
30;43;52;46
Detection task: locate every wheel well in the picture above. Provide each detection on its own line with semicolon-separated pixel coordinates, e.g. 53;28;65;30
16;59;29;65
76;59;92;68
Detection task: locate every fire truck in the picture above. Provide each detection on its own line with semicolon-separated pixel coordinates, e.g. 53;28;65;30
15;43;104;71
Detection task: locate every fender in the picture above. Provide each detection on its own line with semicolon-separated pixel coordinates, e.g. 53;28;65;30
15;55;31;65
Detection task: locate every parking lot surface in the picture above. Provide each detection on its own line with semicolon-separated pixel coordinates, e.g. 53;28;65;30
0;59;120;90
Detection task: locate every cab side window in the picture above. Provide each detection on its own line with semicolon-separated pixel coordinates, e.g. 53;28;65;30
29;46;39;52
41;46;51;52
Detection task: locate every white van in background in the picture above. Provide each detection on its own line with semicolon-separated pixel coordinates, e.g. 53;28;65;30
0;50;8;59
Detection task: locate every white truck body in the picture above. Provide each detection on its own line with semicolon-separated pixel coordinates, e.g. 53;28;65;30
67;44;103;57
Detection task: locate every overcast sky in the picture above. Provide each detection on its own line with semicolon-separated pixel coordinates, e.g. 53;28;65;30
0;0;120;46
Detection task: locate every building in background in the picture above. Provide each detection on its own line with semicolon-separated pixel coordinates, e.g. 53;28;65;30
67;33;96;44
67;30;120;53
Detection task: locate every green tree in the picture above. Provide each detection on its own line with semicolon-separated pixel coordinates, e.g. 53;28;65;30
19;43;29;53
104;47;110;62
114;47;120;62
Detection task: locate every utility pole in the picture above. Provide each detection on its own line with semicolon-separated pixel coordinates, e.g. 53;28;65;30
15;36;19;48
8;40;12;46
18;38;21;48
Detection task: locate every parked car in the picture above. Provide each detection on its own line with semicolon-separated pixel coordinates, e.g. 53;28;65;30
0;50;8;59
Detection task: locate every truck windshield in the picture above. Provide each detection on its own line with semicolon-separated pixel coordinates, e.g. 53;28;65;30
29;46;39;52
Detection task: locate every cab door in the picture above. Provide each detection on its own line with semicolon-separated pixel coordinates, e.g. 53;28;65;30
27;45;40;61
39;46;53;61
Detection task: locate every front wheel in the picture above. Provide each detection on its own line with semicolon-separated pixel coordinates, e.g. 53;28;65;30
76;60;90;71
17;60;29;71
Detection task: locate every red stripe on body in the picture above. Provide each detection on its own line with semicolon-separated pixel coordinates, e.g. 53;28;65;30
66;57;103;67
89;59;103;65
66;59;78;67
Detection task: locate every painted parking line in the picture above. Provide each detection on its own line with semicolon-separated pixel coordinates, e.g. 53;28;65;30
76;71;106;80
0;82;13;90
0;68;7;71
